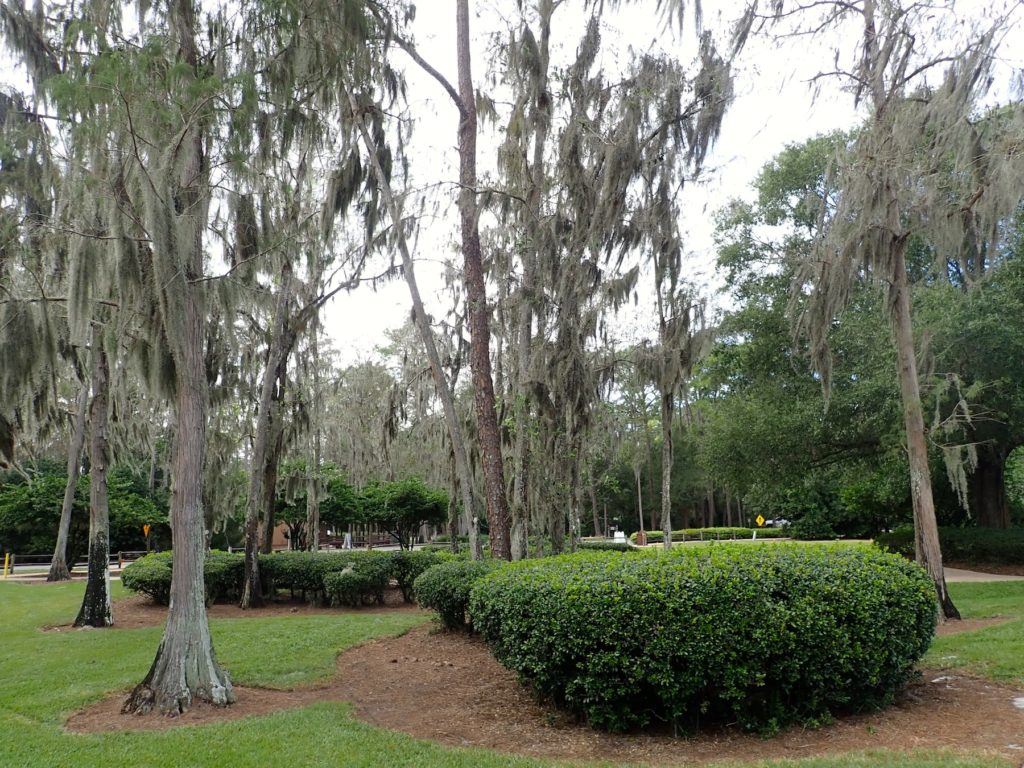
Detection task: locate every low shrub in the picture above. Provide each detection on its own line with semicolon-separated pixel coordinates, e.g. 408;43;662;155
205;550;246;602
753;527;789;539
322;553;392;607
469;543;936;733
578;539;636;552
413;558;504;630
259;550;395;603
121;552;173;604
390;549;463;602
122;550;244;605
629;527;788;544
876;526;1024;565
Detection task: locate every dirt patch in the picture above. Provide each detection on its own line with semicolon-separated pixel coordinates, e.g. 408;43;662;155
947;562;1024;577
67;621;1024;764
65;684;345;733
332;625;1024;764
935;616;1010;636
43;590;421;632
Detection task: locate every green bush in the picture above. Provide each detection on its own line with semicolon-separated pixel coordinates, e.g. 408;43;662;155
390;549;463;602
322;553;392;607
753;527;789;539
121;550;243;605
788;515;839;541
629;527;784;544
468;543;936;733
413;558;504;630
121;552;174;604
259;550;394;602
578;539;636;552
876;526;1024;565
205;550;246;602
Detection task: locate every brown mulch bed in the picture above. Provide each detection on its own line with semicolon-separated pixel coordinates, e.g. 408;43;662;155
66;611;1024;765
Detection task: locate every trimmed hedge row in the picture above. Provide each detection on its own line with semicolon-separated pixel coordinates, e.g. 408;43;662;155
122;548;462;606
629;527;788;544
578;539;636;552
468;543;936;733
121;550;244;605
875;526;1024;565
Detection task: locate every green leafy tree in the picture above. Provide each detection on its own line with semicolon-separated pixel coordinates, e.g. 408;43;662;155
359;478;447;549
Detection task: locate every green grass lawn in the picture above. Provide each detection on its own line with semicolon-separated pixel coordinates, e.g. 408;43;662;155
0;579;1018;768
925;581;1024;683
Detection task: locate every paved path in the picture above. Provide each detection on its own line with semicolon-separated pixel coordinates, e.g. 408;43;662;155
944;567;1024;583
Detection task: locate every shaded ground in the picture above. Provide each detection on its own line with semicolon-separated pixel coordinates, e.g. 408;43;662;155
66;598;1024;765
44;590;420;632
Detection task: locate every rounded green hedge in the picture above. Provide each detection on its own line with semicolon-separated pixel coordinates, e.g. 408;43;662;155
413;558;504;630
468;543;936;733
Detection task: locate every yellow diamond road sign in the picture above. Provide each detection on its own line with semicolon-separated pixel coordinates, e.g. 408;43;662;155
755;515;765;527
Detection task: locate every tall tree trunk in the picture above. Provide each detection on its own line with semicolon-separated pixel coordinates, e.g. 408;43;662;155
970;443;1011;529
346;87;482;560
706;482;717;528
891;250;959;620
75;342;111;627
635;465;644;534
260;425;284;554
242;261;294;608
306;332;322;552
456;0;512;560
660;392;674;550
48;379;90;582
510;294;532;560
509;7;553;562
124;259;234;712
588;469;602;537
124;0;234;712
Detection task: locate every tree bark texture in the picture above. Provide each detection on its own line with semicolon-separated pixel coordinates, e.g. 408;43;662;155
660;392;674;550
892;249;960;620
306;333;322;552
48;379;91;582
124;0;234;712
456;0;512;560
969;444;1011;529
75;343;111;628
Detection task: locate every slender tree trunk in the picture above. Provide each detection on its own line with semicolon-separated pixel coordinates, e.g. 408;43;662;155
446;443;461;553
456;0;512;560
48;379;90;582
242;261;294;607
346;87;482;560
260;431;283;554
660;392;674;550
510;8;553;562
510;296;532;560
706;482;717;528
588;470;602;537
970;443;1011;529
306;333;322;552
75;343;111;627
891;250;959;620
635;465;644;534
124;0;234;711
124;259;235;712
